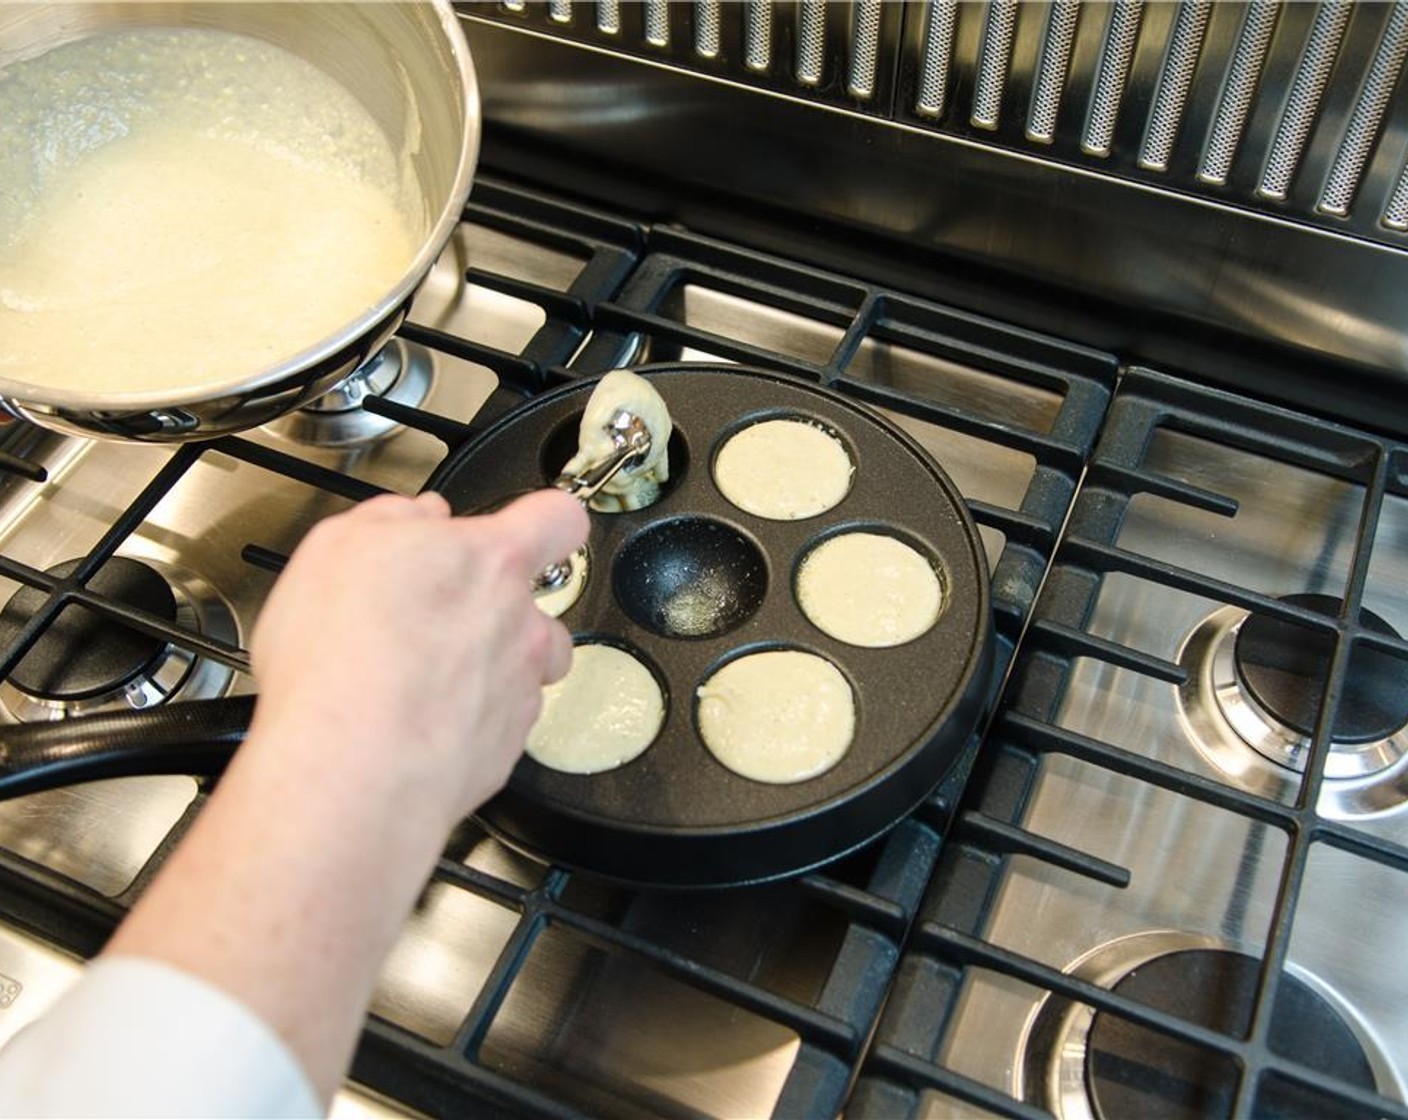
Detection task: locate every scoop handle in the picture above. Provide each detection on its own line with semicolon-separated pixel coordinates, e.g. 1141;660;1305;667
533;411;651;593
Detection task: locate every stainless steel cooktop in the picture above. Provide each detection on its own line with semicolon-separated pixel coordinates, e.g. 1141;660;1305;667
852;372;1408;1118
1;168;1404;1120
0;174;1110;1117
908;421;1408;1117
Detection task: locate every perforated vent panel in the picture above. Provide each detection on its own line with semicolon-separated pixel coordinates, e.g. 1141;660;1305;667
462;1;1408;244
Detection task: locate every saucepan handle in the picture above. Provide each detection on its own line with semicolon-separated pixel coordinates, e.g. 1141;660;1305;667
0;696;255;800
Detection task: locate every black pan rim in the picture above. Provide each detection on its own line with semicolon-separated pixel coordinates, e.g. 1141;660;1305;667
425;363;993;878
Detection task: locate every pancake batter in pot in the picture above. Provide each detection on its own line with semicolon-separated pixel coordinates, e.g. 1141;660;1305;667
0;28;424;396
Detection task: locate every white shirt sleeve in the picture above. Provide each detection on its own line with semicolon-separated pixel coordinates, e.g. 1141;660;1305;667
0;954;323;1119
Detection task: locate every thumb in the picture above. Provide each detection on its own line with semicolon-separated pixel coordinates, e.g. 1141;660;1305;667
476;489;589;576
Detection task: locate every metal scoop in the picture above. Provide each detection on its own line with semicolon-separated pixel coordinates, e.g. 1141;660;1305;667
533;409;652;592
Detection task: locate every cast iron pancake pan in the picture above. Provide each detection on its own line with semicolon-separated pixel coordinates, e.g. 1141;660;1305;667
426;364;993;888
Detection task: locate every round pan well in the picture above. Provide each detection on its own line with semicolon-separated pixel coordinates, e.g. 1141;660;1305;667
713;416;854;520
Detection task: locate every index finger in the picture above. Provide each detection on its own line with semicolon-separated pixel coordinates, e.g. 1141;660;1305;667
478;489;590;575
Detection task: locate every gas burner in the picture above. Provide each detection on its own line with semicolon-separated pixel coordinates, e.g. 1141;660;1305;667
1234;594;1408;757
1176;599;1408;818
1017;932;1391;1120
0;556;238;723
261;338;433;447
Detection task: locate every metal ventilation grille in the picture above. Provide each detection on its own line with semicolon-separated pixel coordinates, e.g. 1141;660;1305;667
848;0;884;98
916;0;959;118
744;1;773;72
1139;0;1211;170
1258;0;1350;198
694;0;721;58
1028;0;1081;143
1199;0;1281;185
468;1;1408;243
1385;163;1408;230
644;0;669;48
1083;0;1145;157
596;0;620;35
472;0;903;111
893;0;1408;242
972;0;1019;129
796;0;827;87
1319;1;1408;216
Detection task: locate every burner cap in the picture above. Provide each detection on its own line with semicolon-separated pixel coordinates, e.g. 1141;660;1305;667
1234;593;1408;745
1086;949;1374;1120
0;558;177;702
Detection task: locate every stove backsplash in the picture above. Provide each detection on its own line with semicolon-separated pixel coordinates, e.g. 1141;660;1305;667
458;0;1408;438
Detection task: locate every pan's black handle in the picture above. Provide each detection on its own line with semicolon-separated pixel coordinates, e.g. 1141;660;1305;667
0;696;256;801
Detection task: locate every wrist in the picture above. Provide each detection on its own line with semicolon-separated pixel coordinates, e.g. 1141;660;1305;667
108;715;455;1105
242;696;468;842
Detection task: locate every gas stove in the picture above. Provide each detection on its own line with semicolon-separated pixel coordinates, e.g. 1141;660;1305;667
0;173;1110;1117
2;3;1408;1118
852;372;1408;1120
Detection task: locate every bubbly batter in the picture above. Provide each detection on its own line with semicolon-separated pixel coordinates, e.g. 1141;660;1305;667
797;532;943;647
714;418;853;520
561;370;672;512
697;650;855;784
526;644;665;774
0;28;424;396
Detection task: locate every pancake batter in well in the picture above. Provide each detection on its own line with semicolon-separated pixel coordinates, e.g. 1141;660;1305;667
713;418;853;520
798;532;942;647
0;28;423;397
697;650;854;784
527;644;665;774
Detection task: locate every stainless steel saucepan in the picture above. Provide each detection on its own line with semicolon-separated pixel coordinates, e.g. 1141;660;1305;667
0;1;479;441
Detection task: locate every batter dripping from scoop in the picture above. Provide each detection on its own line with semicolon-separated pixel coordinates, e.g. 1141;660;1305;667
532;369;673;601
560;370;673;513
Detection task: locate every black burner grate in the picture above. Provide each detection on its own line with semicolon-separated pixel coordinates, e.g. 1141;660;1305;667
852;368;1408;1120
0;175;1117;1117
564;221;1118;679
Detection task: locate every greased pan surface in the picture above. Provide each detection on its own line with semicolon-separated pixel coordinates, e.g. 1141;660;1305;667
427;365;994;887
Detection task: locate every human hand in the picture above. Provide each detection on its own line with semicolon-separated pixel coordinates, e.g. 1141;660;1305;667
247;488;588;829
95;489;588;1101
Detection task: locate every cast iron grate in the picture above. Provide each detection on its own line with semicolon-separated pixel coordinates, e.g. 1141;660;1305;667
566;221;1119;681
0;175;1118;1117
851;367;1408;1119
